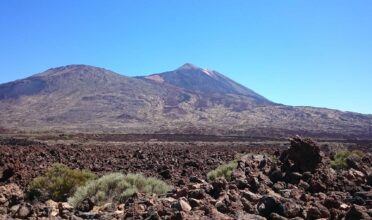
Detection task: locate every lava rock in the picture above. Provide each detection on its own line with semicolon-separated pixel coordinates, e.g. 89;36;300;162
280;136;322;173
76;198;94;212
345;204;370;220
159;169;172;179
176;198;192;212
286;172;302;184
189;176;204;183
282;200;302;218
0;166;15;182
306;203;330;219
269;168;284;183
17;203;33;218
367;173;372;186
188;189;206;200
257;196;284;217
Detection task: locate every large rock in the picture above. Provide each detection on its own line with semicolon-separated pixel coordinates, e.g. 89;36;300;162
306;202;330;219
257;196;284;217
280;136;322;173
16;203;33;218
367;173;372;186
345;204;370;220
76;198;94;212
0;183;23;207
0;166;15;182
282;200;302;218
175;198;192;212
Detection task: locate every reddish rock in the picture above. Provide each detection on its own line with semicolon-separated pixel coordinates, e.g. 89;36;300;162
280;136;322;173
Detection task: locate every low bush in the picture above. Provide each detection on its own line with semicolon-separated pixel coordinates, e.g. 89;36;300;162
68;173;172;207
27;163;96;201
207;160;238;181
330;150;364;170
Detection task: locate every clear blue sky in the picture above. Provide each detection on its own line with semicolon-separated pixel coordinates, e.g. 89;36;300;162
0;1;371;114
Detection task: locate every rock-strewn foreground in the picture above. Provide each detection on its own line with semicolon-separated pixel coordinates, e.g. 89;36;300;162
0;137;371;219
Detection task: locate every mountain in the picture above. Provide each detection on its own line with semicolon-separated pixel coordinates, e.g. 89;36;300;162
0;63;371;139
140;63;270;104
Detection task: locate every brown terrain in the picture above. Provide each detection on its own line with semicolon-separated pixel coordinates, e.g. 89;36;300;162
0;135;371;219
0;64;371;219
0;63;371;139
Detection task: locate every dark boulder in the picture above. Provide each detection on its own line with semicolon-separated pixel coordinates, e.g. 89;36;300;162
0;166;14;182
280;136;322;173
257;196;284;217
159;169;172;179
76;198;94;212
306;202;330;219
367;173;372;186
345;204;370;220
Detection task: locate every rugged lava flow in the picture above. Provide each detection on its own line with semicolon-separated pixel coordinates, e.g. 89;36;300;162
0;140;273;189
0;137;371;219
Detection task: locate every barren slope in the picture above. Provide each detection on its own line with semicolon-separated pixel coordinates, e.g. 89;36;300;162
0;64;371;138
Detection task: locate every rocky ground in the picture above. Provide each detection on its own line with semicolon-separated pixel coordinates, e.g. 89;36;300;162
0;136;371;219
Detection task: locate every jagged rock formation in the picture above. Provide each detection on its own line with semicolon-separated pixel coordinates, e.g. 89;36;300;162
0;137;371;219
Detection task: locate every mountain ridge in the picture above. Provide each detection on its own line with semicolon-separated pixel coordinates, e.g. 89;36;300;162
0;63;371;139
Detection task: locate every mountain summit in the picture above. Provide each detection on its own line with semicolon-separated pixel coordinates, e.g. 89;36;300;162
142;63;270;104
0;64;371;138
177;63;200;70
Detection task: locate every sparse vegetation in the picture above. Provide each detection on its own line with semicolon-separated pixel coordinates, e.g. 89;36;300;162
68;173;172;207
330;150;364;170
207;160;238;181
27;163;96;201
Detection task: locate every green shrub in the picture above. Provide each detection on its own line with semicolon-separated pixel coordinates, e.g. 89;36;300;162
331;150;364;170
207;160;238;181
68;173;172;207
27;163;96;201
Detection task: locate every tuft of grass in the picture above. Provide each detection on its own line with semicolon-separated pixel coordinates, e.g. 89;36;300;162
27;163;96;202
330;150;364;170
207;160;238;181
68;173;171;207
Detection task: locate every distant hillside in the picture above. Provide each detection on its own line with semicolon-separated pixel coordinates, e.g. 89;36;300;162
0;64;371;139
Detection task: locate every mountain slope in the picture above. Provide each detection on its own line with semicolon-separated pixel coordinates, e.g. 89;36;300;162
141;63;269;101
0;64;371;138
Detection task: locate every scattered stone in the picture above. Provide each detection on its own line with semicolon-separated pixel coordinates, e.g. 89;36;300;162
189;176;204;183
241;190;261;203
188;198;202;208
210;178;228;198
282;201;302;218
270;168;284;182
159;169;172;179
177;198;192;212
0;167;15;182
257;196;284;217
45;200;59;216
236;212;266;220
0;183;24;206
270;212;288;220
76;211;101;219
306;203;330;219
367;173;372;186
17;203;32;218
286;172;302;184
0;137;371;219
345;204;370;220
76;198;94;212
188;189;206;200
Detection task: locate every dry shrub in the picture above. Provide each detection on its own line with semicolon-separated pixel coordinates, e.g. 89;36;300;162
68;173;171;206
27;163;96;201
